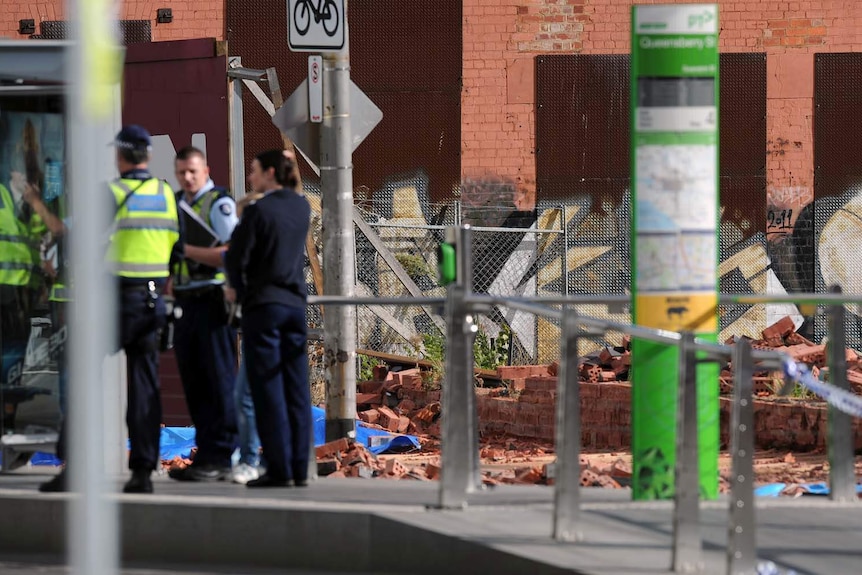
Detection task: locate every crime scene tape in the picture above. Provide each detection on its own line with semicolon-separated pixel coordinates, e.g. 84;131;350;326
782;359;862;419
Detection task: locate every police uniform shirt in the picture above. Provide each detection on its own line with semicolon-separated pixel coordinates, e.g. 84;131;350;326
179;179;238;245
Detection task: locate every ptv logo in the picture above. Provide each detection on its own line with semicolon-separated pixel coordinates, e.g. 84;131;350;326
688;10;714;29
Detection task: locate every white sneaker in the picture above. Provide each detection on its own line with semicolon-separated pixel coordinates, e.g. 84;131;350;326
232;463;260;485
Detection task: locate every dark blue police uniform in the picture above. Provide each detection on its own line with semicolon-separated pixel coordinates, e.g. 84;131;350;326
111;168;179;479
169;183;238;479
225;187;310;487
39;124;178;495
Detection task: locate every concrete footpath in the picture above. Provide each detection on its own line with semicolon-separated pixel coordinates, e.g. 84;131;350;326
0;469;859;575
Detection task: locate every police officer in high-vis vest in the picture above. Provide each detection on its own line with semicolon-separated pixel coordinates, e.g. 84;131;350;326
40;125;179;494
167;146;238;481
0;181;34;397
17;178;70;493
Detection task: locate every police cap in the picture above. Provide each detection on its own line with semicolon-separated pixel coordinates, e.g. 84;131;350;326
114;124;152;152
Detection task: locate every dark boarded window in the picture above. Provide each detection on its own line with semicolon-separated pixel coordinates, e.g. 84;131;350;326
813;54;862;347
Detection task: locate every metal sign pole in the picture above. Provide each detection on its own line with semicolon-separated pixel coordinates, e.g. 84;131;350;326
672;332;703;573
66;0;121;573
228;56;247;201
553;309;582;542
631;3;720;501
439;225;479;508
321;17;357;441
826;285;855;502
727;339;756;575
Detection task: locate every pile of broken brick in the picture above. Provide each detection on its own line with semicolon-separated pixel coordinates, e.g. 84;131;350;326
721;315;862;396
314;436;441;480
312;433;634;487
167;315;858;486
312;361;638;486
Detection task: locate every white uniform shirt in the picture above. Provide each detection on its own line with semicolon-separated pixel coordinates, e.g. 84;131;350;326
185;179;238;243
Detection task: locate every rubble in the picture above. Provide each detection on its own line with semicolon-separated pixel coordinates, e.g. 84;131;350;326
164;317;861;496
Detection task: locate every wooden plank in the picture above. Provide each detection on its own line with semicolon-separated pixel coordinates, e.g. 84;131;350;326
305;227;324;310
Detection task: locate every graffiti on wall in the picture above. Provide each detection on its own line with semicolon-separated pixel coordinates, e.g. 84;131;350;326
297;168;849;364
764;185;862;345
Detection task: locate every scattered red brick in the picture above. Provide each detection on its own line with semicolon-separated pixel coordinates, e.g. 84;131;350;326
424;461;441;480
376;406;401;432
302;314;861;490
316;437;350;459
358;408;381;425
384;458;408;477
413;402;441;424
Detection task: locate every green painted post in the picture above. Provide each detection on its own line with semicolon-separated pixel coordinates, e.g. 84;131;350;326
630;4;720;501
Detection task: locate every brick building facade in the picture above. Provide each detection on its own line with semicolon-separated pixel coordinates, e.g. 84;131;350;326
4;1;862;343
462;0;860;241
0;1;223;41
4;0;854;217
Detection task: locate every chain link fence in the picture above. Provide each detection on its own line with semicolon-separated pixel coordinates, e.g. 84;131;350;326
305;187;574;367
305;187;799;371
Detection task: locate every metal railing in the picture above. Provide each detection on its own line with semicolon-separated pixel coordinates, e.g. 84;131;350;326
312;226;861;575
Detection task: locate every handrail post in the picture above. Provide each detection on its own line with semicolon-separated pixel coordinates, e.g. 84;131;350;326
826;285;856;502
672;331;703;573
553;308;582;541
439;225;479;508
561;205;569;298
727;339;757;575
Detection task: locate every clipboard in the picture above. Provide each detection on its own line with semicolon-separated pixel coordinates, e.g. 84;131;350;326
179;200;221;247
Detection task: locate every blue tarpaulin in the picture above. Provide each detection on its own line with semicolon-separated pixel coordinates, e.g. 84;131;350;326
755;482;862;497
26;406;420;466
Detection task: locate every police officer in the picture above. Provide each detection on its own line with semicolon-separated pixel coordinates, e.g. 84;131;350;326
39;125;178;493
23;180;71;493
168;146;238;481
225;149;310;488
108;125;179;493
0;179;33;393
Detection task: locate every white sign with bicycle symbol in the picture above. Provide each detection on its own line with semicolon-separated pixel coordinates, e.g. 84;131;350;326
287;0;345;52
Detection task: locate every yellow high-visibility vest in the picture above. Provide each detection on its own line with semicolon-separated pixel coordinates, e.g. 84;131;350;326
49;281;71;302
107;178;179;279
0;184;34;286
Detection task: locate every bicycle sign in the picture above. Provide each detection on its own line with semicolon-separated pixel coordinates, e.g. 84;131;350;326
288;0;345;52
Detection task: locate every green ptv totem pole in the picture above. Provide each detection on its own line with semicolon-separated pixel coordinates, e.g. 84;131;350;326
630;4;720;500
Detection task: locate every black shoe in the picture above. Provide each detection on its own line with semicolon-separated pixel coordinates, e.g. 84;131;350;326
39;470;68;493
293;478;309;487
168;464;231;482
246;474;290;488
123;470;153;494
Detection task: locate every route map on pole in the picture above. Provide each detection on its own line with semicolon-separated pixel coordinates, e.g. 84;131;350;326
630;3;720;502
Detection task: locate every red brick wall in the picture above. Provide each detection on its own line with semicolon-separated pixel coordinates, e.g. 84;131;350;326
477;381;858;452
462;2;537;205
403;377;850;451
461;0;862;214
0;1;223;42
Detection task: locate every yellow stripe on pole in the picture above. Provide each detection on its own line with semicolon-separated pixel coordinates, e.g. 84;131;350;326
80;0;123;117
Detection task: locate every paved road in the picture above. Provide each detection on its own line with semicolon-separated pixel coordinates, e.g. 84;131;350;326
2;471;858;574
